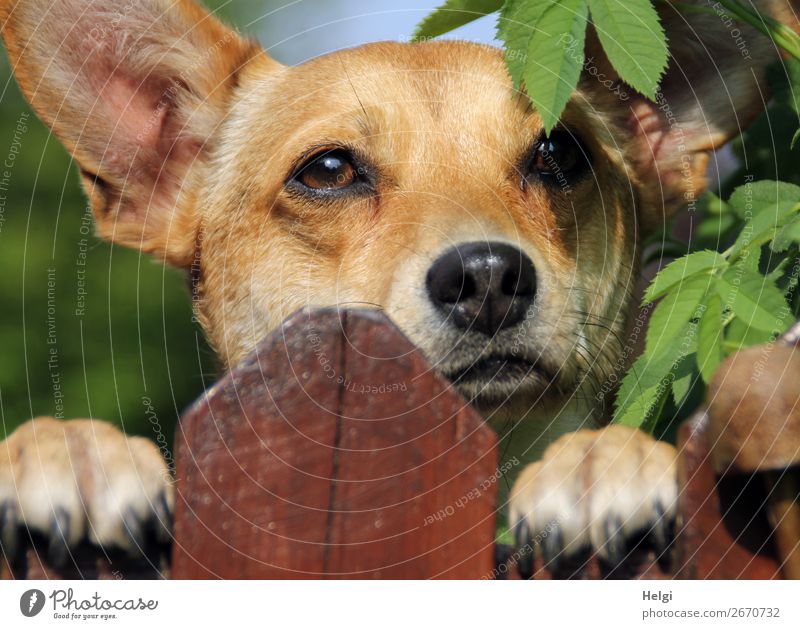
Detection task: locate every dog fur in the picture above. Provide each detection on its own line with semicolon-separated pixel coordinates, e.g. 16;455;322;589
0;0;796;569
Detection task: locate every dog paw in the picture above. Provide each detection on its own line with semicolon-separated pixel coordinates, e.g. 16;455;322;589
0;418;173;566
508;425;677;578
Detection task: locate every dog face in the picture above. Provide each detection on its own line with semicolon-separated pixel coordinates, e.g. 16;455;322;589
1;0;780;413
196;41;637;410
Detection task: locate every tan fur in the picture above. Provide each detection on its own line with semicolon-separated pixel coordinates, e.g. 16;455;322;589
0;0;796;561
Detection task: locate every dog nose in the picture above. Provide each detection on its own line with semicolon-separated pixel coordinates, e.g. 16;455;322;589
426;242;537;336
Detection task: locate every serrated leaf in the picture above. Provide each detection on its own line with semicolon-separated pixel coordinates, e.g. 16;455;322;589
728;180;800;220
520;0;589;133
614;326;695;427
724;317;775;352
644;250;726;303
615;380;663;428
645;275;709;357
697;293;723;383
587;0;667;98
498;0;551;90
717;268;789;333
728;199;800;257
771;215;800;252
415;0;503;39
743;241;762;273
767;256;793;283
671;353;696;407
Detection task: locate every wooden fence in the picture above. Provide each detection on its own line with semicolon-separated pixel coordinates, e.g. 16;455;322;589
3;309;799;579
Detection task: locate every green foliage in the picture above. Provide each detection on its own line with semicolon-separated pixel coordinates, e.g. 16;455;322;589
586;0;666;98
615;179;800;430
422;0;669;132
414;0;504;39
643;251;725;302
417;1;800;437
517;0;589;133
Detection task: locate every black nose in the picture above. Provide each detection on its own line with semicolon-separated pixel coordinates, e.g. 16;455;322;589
426;242;537;336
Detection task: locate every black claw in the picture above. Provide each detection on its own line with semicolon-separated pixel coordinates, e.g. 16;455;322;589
46;508;72;569
494;544;512;580
516;542;535;580
123;507;144;551
604;517;626;568
652;501;675;572
153;492;173;545
513;518;530;550
541;523;563;571
651;502;669;552
0;501;19;559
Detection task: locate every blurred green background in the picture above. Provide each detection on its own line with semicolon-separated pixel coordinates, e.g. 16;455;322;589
0;0;491;444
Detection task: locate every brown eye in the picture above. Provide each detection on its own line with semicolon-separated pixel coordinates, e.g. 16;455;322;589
295;150;357;190
527;130;589;184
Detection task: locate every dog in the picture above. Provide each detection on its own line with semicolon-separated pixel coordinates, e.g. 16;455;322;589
0;0;795;572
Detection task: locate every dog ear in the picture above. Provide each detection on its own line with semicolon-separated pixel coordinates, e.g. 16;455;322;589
0;0;268;265
580;0;798;233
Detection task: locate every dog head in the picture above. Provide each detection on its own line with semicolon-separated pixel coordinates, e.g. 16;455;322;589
1;0;787;413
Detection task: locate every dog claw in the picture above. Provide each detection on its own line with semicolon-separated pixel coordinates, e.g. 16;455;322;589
603;516;627;567
47;508;72;568
540;523;563;570
0;501;19;559
513;518;529;550
516;543;535;580
651;501;673;554
153;491;173;545
123;507;145;551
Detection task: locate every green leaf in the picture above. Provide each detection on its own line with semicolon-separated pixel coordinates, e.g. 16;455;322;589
697;293;723;383
727;180;800;220
728;199;800;257
644;250;726;303
519;0;589;133
767;256;793;283
771;214;800;252
671;354;696;407
695;212;737;245
743;241;762;273
498;0;550;89
791;127;800;150
645;275;709;357
717;268;790;333
615;379;664;428
414;0;504;39
614;325;696;427
724;317;776;352
587;0;667;98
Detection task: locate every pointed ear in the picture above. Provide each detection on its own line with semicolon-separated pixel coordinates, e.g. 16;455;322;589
581;0;799;233
0;0;268;265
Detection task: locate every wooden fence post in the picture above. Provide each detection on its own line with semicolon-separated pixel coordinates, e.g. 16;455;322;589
170;308;499;579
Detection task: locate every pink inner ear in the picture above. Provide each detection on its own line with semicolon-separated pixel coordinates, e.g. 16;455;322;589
101;72;168;149
628;99;676;173
92;67;171;178
84;60;203;208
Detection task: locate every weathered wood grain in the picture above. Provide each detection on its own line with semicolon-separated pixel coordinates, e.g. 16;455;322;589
170;308;498;579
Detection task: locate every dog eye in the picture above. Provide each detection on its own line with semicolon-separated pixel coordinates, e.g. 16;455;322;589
294;150;358;191
526;130;590;185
